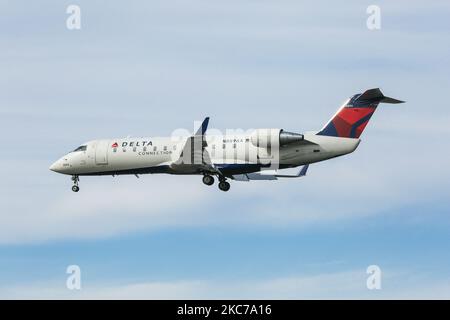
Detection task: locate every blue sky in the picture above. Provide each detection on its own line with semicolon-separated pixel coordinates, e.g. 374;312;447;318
0;0;450;298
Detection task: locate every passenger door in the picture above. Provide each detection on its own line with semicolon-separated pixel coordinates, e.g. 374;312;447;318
95;140;109;165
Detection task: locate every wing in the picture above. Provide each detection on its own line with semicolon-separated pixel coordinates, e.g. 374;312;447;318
169;117;221;175
232;164;309;181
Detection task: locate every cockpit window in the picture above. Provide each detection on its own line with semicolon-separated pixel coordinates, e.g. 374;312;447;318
72;145;87;152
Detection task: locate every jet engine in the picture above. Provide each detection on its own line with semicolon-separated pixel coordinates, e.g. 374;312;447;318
250;129;304;148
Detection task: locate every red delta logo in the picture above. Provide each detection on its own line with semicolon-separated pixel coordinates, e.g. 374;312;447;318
111;142;119;148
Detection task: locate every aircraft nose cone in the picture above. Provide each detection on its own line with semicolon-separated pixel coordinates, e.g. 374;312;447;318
49;161;60;172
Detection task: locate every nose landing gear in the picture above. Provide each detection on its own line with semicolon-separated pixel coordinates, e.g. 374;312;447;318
71;175;80;192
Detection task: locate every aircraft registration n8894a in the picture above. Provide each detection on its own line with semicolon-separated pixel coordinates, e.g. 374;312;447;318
50;88;404;192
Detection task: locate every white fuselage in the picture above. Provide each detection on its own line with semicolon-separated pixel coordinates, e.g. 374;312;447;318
49;132;360;177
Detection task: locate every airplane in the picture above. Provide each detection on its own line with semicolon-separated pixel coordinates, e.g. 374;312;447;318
50;88;404;192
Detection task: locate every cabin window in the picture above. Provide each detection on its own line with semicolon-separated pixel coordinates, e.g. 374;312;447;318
153;146;157;151
113;148;117;153
72;145;87;152
163;146;167;151
143;147;147;152
233;143;236;149
122;148;126;152
222;144;226;149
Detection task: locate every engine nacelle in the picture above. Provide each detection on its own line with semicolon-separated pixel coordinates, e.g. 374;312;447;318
250;129;304;148
279;130;304;145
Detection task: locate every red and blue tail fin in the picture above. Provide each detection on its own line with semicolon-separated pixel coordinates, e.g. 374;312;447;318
317;88;404;138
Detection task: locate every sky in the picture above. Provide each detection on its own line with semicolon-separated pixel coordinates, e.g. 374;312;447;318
0;0;450;299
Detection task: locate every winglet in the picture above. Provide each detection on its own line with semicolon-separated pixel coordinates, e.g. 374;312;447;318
273;164;309;178
195;117;210;136
298;164;309;177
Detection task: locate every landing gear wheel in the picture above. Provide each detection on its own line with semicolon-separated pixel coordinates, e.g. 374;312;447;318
218;181;230;192
71;175;80;192
202;175;214;186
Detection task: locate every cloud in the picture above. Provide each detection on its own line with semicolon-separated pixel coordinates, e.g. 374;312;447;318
1;123;450;244
0;174;219;244
2;269;449;299
0;0;449;302
0;0;449;246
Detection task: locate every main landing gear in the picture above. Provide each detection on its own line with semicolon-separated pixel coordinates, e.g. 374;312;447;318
71;175;80;192
218;176;230;192
218;180;230;192
202;174;230;191
202;174;215;186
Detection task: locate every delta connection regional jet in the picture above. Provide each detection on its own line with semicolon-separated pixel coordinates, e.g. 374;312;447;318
50;88;403;192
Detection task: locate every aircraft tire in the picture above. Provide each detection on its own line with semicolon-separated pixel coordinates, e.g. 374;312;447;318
202;175;214;186
218;181;230;192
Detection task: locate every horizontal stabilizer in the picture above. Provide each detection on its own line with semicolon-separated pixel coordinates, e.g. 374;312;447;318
380;96;404;104
358;88;405;104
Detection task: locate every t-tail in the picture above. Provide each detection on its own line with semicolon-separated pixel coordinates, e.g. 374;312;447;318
317;88;404;138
